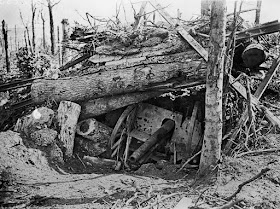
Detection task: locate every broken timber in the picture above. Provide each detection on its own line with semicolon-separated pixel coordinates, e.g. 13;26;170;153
236;20;280;41
150;1;208;61
79;91;162;119
225;56;280;153
133;1;148;30
31;51;206;104
57;101;81;158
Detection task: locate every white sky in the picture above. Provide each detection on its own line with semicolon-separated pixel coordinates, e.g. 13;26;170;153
1;0;280;27
1;0;280;49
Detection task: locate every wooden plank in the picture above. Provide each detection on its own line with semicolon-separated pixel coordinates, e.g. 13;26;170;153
185;101;200;159
59;53;91;71
229;75;258;105
236;20;280;41
226;60;280;153
229;55;280;102
150;1;208;61
191;120;202;153
254;56;280;99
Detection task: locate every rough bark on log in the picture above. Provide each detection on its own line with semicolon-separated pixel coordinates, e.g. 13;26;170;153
57;101;81;158
31;61;206;104
79;91;162;119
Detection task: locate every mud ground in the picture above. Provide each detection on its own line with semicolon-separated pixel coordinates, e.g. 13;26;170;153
0;131;279;209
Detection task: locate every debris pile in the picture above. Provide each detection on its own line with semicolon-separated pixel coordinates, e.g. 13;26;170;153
1;1;280;176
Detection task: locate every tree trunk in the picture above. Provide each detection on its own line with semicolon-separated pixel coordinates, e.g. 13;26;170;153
79;91;162;119
31;0;36;52
47;0;55;55
31;60;206;104
57;101;81;158
41;12;46;50
26;26;32;53
199;0;226;176
2;20;10;73
255;0;262;25
57;25;61;65
24;30;28;50
201;0;211;16
14;25;17;51
61;19;70;65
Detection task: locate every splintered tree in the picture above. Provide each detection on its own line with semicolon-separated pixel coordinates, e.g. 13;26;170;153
2;20;10;72
46;0;60;55
20;11;32;53
199;0;226;176
255;0;262;25
41;10;46;50
31;0;37;52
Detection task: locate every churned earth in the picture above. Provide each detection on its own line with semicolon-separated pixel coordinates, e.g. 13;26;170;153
0;130;280;209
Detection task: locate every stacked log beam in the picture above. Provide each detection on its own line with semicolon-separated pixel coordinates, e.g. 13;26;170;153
31;27;207;116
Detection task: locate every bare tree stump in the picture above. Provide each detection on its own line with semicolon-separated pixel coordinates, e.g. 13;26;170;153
57;101;81;158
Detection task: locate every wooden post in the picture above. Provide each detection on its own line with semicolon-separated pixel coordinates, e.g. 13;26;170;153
57;101;81;158
2;20;10;73
199;0;226;176
255;0;262;25
61;19;70;64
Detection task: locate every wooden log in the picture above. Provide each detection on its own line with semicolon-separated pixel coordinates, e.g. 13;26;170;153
76;118;112;155
236;20;280;41
83;156;120;170
79;91;162;119
31;62;206;104
185;101;200;159
57;101;81;158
